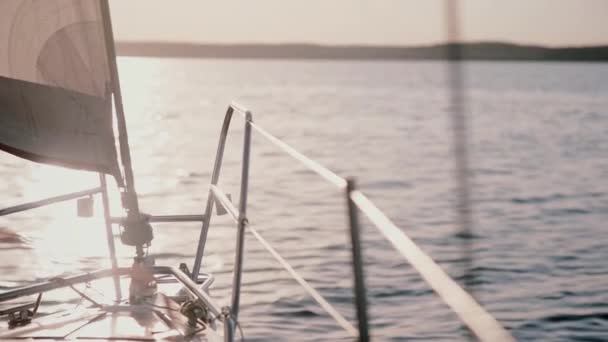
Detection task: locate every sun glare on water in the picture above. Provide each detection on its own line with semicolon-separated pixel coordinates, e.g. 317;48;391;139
2;58;168;278
19;164;127;276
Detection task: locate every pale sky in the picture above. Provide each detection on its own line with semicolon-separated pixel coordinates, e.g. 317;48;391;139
109;0;608;47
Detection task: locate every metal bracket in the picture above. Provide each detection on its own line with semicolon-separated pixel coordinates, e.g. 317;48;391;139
77;196;94;217
179;263;192;278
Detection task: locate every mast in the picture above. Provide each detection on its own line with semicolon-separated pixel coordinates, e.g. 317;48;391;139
99;0;152;256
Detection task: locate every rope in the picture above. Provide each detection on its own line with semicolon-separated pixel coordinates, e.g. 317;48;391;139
249;122;347;189
207;182;356;337
225;102;512;340
350;190;513;342
247;225;358;337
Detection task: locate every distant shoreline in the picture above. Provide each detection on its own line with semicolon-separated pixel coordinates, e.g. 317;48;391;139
116;42;608;62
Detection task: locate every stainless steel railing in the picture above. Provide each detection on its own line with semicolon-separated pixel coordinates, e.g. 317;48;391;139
0;177;210;304
0;187;102;216
210;183;359;338
0;100;514;341
198;102;513;342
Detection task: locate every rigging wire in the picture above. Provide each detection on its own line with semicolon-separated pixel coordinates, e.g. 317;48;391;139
208;180;357;337
235;318;246;342
50;278;102;309
444;2;478;340
444;0;475;292
225;102;513;340
247;224;358;337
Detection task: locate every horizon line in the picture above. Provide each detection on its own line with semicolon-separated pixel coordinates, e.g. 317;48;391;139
114;40;608;49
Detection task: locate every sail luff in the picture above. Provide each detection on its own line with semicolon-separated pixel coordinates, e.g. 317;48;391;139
100;0;153;255
99;0;140;214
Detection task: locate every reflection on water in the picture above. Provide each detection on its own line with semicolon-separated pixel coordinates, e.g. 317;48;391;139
1;59;608;341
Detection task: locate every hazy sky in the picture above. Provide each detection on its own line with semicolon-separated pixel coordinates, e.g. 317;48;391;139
109;0;608;46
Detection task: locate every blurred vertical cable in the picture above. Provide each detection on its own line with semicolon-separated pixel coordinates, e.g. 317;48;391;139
444;0;475;295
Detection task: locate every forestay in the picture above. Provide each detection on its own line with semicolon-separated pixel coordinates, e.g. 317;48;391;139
0;0;121;180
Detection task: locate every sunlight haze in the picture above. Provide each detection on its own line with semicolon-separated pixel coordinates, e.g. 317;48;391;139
109;0;608;46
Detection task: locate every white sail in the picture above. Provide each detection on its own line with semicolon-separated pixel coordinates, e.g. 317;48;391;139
0;0;121;178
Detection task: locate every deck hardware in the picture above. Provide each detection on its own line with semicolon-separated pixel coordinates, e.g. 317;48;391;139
77;196;94;217
181;299;209;326
119;214;154;247
129;259;158;303
1;293;42;328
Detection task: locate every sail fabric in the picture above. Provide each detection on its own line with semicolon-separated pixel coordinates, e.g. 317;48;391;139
0;0;121;178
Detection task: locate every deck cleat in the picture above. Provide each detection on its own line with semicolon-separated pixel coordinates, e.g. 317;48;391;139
0;293;42;328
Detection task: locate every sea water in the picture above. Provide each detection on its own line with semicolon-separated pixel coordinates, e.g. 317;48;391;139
1;59;607;341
